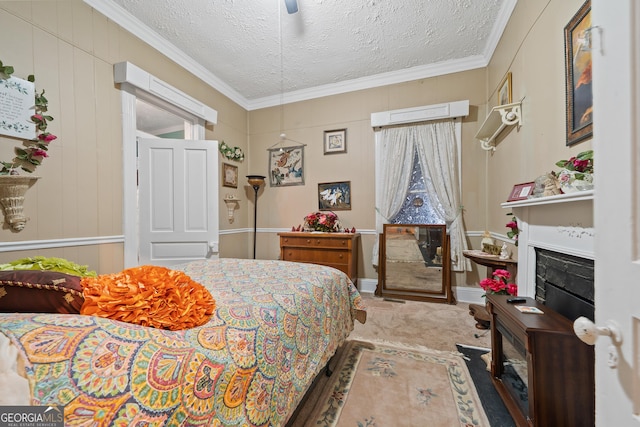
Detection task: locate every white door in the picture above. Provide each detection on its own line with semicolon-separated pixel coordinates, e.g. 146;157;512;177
592;1;640;425
138;138;219;266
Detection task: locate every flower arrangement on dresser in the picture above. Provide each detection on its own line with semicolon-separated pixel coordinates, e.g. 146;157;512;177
303;211;341;232
480;269;518;297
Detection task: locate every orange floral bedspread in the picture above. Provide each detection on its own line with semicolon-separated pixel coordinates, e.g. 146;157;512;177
0;259;365;426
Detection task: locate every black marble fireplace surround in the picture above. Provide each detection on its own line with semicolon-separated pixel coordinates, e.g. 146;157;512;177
534;248;594;321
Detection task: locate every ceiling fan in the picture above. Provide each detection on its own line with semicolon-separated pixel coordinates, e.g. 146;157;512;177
284;0;298;14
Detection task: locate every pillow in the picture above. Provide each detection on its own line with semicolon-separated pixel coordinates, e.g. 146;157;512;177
80;265;215;331
0;270;84;314
0;256;97;277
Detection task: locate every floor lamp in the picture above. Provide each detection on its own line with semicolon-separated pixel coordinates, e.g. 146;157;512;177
246;175;266;259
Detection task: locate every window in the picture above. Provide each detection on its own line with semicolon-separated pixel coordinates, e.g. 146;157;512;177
391;151;444;225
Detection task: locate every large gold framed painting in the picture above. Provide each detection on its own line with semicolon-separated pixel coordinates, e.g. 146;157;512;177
564;0;593;146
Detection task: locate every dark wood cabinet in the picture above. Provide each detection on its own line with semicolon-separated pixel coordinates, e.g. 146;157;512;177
486;294;594;427
278;232;359;284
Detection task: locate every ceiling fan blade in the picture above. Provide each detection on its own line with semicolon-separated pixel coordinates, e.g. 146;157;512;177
284;0;298;14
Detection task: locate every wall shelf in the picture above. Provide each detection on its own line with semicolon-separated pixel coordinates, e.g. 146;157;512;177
475;100;523;151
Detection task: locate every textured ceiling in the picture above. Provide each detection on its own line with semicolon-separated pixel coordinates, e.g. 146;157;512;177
98;0;515;109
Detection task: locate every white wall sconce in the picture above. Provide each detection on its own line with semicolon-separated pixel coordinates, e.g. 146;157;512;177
0;175;40;232
223;194;240;223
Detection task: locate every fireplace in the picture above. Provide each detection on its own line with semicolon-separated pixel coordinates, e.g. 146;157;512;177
534;248;594;321
503;190;594;314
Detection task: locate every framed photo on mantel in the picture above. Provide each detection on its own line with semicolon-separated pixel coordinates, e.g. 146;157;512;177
507;182;535;202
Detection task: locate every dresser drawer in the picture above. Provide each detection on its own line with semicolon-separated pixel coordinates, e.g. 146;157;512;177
280;235;352;249
282;248;349;264
278;232;360;284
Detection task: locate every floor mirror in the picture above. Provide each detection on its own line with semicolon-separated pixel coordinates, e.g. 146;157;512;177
376;223;453;304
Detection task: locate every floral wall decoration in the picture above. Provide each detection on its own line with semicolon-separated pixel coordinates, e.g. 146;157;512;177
218;141;244;162
0;60;57;175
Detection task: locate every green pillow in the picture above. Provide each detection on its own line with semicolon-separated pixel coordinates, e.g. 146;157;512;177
0;256;96;277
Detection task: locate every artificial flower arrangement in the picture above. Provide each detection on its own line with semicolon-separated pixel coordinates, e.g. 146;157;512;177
556;149;594;188
303;211;341;232
505;213;519;246
480;269;518;297
0;61;57;175
218;141;244;162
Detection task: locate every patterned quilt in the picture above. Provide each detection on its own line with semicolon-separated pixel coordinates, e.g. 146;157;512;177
0;258;365;426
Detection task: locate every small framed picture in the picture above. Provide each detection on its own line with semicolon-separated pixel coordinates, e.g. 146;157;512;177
507;182;535;202
323;129;347;154
498;72;512;105
222;163;238;188
318;181;351;210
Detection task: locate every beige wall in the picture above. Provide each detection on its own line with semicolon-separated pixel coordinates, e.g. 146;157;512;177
0;0;591;290
248;70;488;283
0;1;248;273
485;0;593;236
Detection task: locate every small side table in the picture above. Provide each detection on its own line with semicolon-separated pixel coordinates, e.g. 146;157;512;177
462;249;517;278
463;250;518;329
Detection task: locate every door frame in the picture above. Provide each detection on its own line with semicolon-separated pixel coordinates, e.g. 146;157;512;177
115;62;218;267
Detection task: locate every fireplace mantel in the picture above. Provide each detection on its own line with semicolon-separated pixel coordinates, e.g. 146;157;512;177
501;190;594;297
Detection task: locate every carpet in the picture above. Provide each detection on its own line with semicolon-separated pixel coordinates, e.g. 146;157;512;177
456;344;516;427
295;340;490;427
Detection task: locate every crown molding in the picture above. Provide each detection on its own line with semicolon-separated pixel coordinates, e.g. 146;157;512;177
247;56;487;110
83;0;248;109
85;0;507;112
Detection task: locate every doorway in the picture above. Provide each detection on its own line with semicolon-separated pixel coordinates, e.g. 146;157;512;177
115;62;219;267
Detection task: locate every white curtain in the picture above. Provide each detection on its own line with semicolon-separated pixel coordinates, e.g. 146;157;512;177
373;120;471;271
372;127;415;266
415;120;471;271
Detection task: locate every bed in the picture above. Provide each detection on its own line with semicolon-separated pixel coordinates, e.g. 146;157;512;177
0;258;366;426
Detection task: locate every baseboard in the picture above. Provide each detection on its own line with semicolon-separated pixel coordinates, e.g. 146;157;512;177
455;286;486;304
358;278;377;294
357;281;485;305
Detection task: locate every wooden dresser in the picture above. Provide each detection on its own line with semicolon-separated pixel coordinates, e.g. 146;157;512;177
278;232;360;284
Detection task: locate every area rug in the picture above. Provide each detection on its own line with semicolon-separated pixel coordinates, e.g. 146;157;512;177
456;344;515;427
296;340;490;427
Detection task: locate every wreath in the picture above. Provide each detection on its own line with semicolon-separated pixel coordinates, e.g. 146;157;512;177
0;60;56;175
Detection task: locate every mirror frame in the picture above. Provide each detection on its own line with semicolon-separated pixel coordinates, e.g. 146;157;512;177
376;223;453;304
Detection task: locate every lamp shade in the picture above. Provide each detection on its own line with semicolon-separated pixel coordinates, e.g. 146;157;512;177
246;175;266;187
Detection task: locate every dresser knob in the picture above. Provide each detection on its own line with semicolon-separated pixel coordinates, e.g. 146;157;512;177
316;240;320;244
306;239;311;243
338;254;343;259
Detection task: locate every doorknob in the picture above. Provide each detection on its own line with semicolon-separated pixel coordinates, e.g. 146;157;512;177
573;316;622;346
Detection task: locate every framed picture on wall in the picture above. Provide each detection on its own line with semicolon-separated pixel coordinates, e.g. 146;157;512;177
323;129;347;154
498;72;512;105
268;146;304;186
222;163;238;188
564;0;593;146
318;181;351;210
